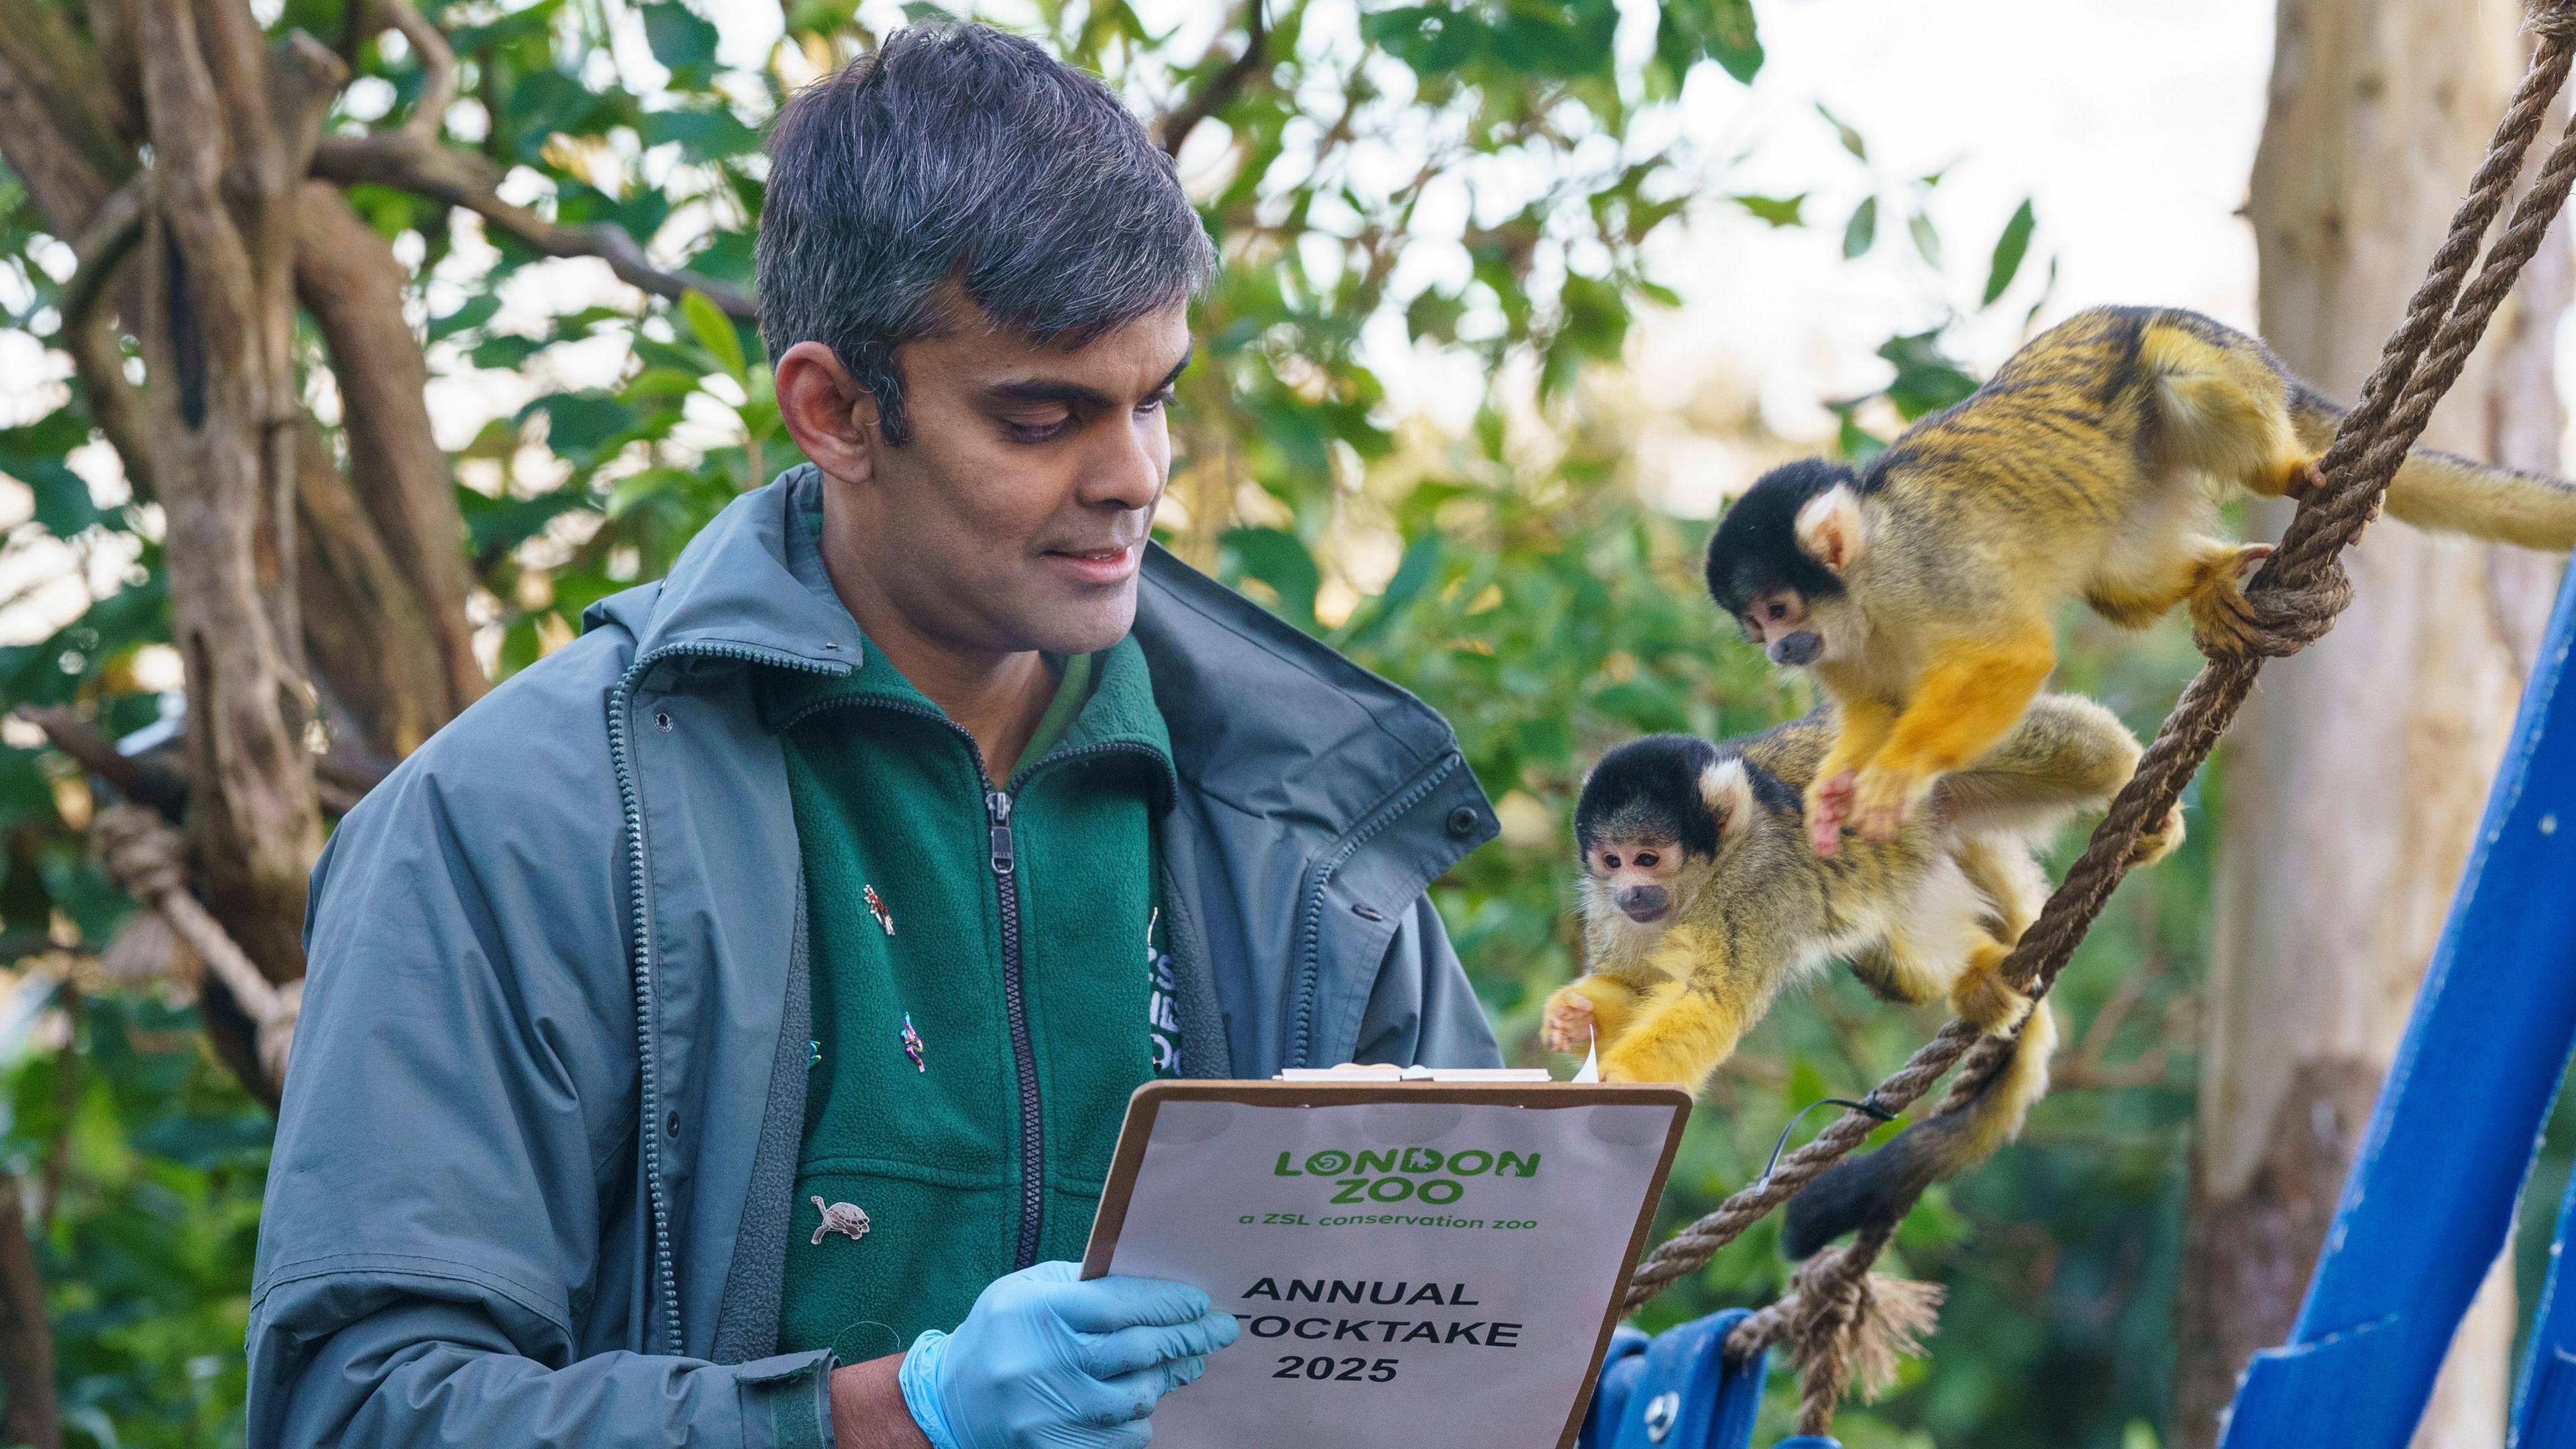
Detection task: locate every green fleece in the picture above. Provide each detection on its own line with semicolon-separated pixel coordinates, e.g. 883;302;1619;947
767;636;1175;1366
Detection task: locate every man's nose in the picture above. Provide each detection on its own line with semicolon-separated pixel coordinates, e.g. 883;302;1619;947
1615;885;1669;922
1077;412;1167;513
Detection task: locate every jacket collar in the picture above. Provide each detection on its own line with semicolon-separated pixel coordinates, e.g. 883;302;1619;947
586;465;1491;864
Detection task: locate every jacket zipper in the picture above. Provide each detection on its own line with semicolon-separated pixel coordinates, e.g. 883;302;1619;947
985;787;1044;1268
610;639;847;1355
1286;751;1466;1069
780;690;1170;1273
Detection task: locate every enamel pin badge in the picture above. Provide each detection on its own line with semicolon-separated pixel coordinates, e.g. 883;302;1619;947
863;884;896;936
900;1013;926;1073
810;1197;871;1244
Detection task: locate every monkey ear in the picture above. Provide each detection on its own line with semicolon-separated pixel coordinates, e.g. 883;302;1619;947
1792;484;1867;574
1699;759;1756;847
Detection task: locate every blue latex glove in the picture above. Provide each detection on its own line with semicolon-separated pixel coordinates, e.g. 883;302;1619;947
898;1262;1239;1449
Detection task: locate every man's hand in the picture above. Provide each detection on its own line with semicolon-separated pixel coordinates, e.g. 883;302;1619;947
896;1262;1239;1449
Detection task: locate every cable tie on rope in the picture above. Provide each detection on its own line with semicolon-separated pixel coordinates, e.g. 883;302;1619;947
1758;1095;1896;1188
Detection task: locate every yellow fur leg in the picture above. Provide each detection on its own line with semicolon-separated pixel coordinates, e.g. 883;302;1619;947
1851;630;2056;840
1599;985;1748;1091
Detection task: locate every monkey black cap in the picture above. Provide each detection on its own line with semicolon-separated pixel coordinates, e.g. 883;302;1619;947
1577;735;1725;859
1705;458;1862;616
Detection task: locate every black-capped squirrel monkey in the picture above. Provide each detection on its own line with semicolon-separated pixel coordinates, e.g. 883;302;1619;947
1538;694;2180;1253
1706;305;2576;855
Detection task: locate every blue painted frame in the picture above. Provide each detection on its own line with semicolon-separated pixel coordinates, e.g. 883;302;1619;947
2221;559;2576;1449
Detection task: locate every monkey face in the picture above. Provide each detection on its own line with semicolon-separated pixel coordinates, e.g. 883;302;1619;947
1585;837;1686;924
1735;589;1831;667
1707;458;1871;670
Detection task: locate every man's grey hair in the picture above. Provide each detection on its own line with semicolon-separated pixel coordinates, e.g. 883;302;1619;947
756;23;1218;445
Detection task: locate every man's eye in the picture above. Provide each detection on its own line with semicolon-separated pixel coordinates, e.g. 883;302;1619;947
1004;413;1075;443
1137;388;1175;416
1634;851;1658;869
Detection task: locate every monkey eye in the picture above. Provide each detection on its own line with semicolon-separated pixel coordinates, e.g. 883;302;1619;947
1633;851;1659;868
1765;601;1789;621
1602;853;1621;870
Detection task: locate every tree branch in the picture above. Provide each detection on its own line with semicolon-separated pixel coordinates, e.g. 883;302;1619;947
15;706;188;816
309;133;758;318
1155;0;1269;157
370;0;455;146
295;181;484;724
57;172;156;498
0;1173;59;1449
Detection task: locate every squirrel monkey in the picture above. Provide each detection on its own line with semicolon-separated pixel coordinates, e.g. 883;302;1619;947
1705;305;2576;855
1538;694;2181;1251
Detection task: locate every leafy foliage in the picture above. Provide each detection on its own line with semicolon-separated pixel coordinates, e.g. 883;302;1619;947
0;1;2208;1445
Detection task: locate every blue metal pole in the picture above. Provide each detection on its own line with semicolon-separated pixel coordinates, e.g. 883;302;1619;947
2220;559;2576;1449
2512;1133;2576;1445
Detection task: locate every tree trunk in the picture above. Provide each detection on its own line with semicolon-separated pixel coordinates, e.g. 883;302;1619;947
2175;1;2569;1444
0;1175;58;1449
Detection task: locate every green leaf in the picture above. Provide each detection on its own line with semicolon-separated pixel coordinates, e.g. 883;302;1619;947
641;3;722;85
1729;192;1805;227
1907;209;1941;268
682;288;748;382
1699;0;1762;83
1876;329;1979;420
1982;198;2038;307
1817;102;1867;161
1219;526;1321;633
1841;195;1878;259
427;293;501;343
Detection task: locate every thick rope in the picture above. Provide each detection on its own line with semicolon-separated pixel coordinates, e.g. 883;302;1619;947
91;804;299;1089
1617;10;2576;1427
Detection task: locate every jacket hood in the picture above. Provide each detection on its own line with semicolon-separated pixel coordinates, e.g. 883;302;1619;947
585;464;1497;873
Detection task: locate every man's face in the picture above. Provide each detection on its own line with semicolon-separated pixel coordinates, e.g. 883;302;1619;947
834;297;1192;659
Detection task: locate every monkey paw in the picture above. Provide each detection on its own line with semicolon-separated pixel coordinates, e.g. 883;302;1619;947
2279;458;2329;500
1807;771;1858;856
2129;803;2188;867
1953;967;2033;1036
1539;988;1595;1055
2186;550;2269;655
1847;767;1919;843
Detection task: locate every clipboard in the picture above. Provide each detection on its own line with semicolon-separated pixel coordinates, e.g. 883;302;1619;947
1081;1078;1694;1449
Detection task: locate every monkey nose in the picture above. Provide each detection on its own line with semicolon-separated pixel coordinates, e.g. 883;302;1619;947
1617;886;1670;923
1770;631;1823;666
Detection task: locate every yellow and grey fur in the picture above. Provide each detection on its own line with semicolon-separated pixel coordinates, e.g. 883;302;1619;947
1553;695;2180;1248
1707;305;2576;849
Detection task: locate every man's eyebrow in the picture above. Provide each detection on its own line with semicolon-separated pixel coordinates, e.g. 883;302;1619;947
983;345;1194;409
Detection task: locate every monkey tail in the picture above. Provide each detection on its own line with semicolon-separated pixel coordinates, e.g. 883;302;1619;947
1779;1000;2057;1260
2290;386;2576;550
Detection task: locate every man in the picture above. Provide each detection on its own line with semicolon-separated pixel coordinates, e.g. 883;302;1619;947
245;21;1500;1449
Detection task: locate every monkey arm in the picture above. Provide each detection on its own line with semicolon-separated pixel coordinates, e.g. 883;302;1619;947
1849;625;2057;841
1540;972;1648;1054
1597;924;1765;1091
1803;695;1897;855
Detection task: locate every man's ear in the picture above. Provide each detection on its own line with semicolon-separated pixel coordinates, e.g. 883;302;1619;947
1699;758;1756;848
1791;484;1867;574
774;340;883;486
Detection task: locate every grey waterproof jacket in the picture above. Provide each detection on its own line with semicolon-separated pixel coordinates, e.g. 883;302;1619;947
244;466;1501;1448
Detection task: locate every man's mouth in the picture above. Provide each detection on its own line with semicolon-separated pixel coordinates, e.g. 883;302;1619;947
1042;542;1143;586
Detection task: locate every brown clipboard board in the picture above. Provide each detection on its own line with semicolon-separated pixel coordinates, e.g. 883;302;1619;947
1079;1078;1695;1449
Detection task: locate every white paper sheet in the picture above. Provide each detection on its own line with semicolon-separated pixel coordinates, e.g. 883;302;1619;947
1103;1096;1674;1449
